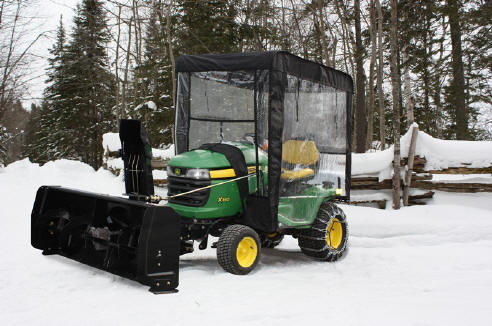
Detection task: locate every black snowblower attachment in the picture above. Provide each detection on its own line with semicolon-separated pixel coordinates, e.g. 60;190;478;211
31;120;180;293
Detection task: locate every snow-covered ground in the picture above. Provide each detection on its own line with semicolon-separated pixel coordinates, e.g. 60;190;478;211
1;159;492;325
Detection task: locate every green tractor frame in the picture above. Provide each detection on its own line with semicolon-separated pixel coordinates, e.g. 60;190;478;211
31;51;353;293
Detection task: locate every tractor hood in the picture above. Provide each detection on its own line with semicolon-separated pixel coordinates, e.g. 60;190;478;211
168;142;266;169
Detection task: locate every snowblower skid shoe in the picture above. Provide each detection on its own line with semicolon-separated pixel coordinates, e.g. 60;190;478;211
31;186;180;293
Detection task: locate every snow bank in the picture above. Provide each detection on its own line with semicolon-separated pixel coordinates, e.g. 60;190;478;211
153;169;168;179
1;158;124;203
102;132;121;152
102;132;174;159
351;148;394;179
352;124;492;177
1;158;492;325
152;144;175;159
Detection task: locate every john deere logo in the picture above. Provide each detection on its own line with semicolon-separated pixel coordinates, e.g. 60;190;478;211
218;197;230;203
174;168;181;176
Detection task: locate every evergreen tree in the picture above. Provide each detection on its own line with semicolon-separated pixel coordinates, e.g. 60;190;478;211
23;16;77;163
176;0;241;54
22;103;45;162
42;16;75;161
399;0;442;136
459;0;491;140
62;0;116;168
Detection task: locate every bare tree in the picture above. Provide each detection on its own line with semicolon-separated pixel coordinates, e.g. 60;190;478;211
447;0;468;139
367;0;377;149
375;0;385;149
114;4;123;118
402;49;414;125
389;0;401;209
354;0;367;153
0;0;43;120
121;16;132;117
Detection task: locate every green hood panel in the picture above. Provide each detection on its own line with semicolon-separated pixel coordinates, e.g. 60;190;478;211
168;142;267;169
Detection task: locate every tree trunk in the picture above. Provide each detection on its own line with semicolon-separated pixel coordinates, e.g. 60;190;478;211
433;17;446;138
447;0;468;139
367;0;377;150
354;0;367;153
166;0;176;144
402;49;414;125
389;0;401;209
122;18;132;117
375;0;385;150
115;5;122;118
317;0;330;66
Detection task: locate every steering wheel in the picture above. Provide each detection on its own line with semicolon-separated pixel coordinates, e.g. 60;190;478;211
243;133;256;144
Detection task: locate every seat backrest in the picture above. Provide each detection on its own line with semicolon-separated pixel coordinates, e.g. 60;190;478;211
282;140;319;165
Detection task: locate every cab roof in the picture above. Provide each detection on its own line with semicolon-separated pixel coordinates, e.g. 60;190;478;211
176;51;353;93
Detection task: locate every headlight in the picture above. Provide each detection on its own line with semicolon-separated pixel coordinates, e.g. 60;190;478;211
186;168;210;179
167;166;210;179
167;165;181;177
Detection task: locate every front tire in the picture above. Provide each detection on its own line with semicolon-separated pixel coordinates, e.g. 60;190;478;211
217;225;261;275
298;202;348;261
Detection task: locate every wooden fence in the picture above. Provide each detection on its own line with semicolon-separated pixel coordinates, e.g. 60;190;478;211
103;131;491;209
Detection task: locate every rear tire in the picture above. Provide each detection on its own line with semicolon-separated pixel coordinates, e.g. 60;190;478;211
217;225;261;275
298;202;348;261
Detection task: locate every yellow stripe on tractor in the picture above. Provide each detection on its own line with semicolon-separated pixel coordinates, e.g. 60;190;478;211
210;166;257;179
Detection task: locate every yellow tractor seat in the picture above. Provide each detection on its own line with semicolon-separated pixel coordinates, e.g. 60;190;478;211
281;168;315;181
281;140;319;181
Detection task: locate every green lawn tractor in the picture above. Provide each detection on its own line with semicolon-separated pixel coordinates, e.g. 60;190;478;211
31;51;353;293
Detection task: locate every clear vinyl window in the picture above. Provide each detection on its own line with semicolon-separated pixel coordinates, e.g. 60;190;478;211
178;70;269;150
280;74;348;198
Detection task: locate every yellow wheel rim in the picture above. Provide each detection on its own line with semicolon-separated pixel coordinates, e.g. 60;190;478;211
326;218;343;250
236;236;258;268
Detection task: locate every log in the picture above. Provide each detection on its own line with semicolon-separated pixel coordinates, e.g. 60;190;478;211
151;158;169;169
349;199;387;209
106;150;119;158
408;191;434;200
401;155;426;168
153;179;168;186
413;181;492;192
426;167;492;174
351;174;431;190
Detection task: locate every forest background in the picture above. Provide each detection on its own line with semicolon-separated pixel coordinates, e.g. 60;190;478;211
0;0;490;169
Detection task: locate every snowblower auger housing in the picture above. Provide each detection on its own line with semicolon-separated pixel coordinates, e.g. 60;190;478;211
31;51;353;293
31;120;181;293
